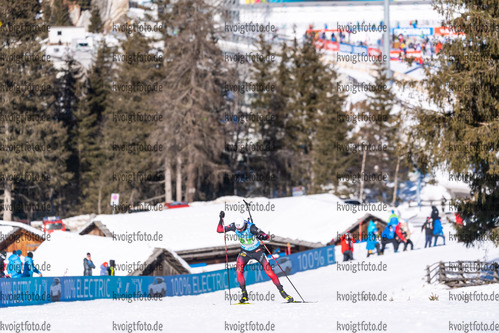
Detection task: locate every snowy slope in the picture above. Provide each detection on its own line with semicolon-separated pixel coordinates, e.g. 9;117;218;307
85;194;393;251
32;232;191;277
3;222;498;333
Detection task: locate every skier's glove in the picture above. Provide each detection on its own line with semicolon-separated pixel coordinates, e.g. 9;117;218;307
257;234;269;241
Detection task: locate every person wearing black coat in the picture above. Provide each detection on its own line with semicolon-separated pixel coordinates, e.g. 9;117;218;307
421;217;434;248
431;206;440;222
0;251;6;278
83;253;96;276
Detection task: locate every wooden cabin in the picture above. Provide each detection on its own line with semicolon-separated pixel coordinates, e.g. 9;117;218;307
0;221;47;255
332;213;388;245
80;220;325;266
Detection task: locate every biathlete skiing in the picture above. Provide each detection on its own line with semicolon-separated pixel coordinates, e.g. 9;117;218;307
217;210;295;303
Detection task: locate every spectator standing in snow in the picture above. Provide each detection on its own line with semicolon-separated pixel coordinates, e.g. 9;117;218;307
380;224;404;254
100;262;109;276
341;233;354;261
421;217;434;248
441;196;446;213
388;210;399;227
7;250;23;278
83;253;96;276
366;220;381;257
22;252;42;277
399;221;414;251
433;218;446;246
0;251;7;278
431;206;440;222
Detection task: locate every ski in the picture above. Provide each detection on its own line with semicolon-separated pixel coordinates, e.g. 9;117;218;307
283;301;318;304
233;302;252;305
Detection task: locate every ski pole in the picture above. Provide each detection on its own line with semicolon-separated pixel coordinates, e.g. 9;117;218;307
261;241;306;303
243;199;306;303
221;214;232;305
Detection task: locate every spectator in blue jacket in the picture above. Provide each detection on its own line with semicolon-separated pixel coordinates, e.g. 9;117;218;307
22;252;42;277
433;218;446;246
100;262;109;276
7;250;23;278
366;220;381;257
388;210;399;227
380;225;399;254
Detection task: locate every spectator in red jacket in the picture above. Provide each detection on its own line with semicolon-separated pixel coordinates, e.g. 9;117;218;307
394;223;409;251
455;213;464;225
394;223;407;243
341;233;354;262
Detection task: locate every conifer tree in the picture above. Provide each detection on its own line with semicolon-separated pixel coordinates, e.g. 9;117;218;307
74;41;114;214
101;30;163;211
415;0;499;245
312;63;350;194
154;0;227;202
89;5;102;33
287;33;347;193
51;0;72;26
0;0;70;220
249;35;287;197
359;60;397;201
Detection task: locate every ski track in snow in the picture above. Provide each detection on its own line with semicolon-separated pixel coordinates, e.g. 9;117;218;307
3;228;498;333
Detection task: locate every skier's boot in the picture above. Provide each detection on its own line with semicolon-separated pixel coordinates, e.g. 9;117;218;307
239;289;249;303
280;289;294;303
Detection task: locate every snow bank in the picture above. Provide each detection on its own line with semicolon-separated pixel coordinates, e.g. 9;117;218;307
33;232;191;277
4;223;498;333
88;194;392;252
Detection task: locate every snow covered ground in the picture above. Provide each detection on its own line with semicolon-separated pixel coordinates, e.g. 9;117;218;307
3;221;498;333
78;193;394;251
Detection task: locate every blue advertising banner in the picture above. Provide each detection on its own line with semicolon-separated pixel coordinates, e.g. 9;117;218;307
339;43;368;55
0;245;335;307
392;27;434;36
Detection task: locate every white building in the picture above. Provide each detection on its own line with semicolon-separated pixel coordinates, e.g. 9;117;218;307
45;27;97;69
48;26;86;45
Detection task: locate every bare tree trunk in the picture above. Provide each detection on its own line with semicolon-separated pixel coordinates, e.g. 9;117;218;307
185;150;196;202
97;186;102;215
164;157;172;202
359;149;367;202
392;155;401;207
269;174;273;198
3;180;12;221
129;189;136;208
176;155;182;202
310;159;316;194
3;121;12;221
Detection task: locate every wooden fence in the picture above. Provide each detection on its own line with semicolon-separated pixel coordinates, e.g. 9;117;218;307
426;260;499;288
